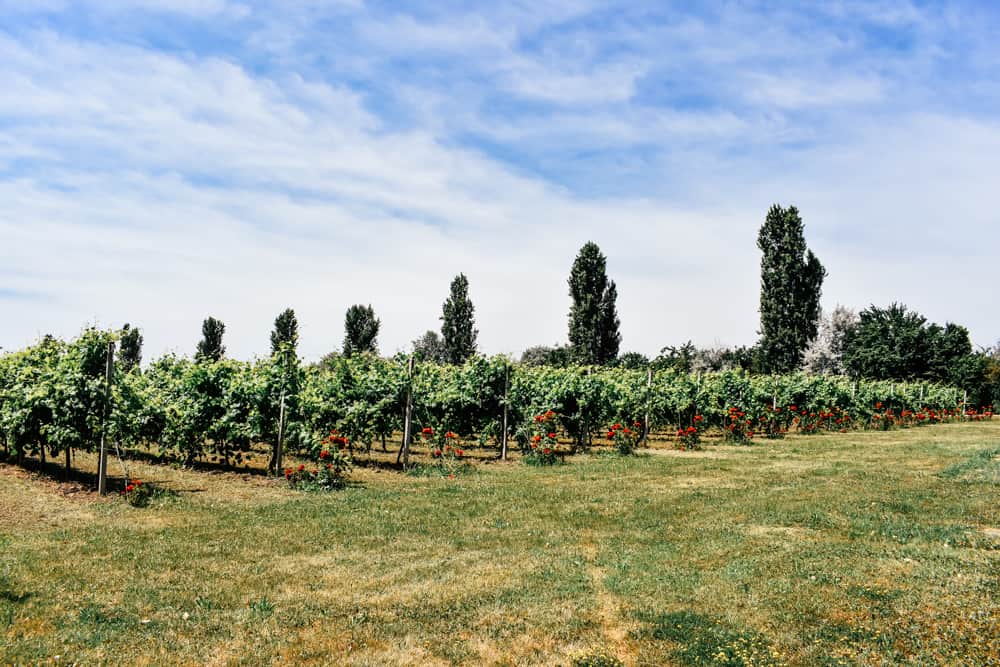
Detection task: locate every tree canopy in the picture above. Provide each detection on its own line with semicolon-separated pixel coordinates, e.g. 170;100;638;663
270;308;299;357
568;242;620;365
757;204;826;373
196;317;226;362
343;304;380;356
440;273;478;364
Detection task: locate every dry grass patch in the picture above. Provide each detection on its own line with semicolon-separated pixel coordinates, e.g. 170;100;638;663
2;422;1000;665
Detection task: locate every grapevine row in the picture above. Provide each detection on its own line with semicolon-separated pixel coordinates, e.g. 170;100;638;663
0;329;990;474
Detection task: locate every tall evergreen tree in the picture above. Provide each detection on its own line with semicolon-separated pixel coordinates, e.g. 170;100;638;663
440;273;478;364
343;304;380;356
757;204;826;373
118;323;143;373
196;316;226;362
568;242;620;365
270;308;299;356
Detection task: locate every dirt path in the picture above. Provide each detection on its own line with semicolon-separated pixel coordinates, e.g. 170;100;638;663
580;530;639;666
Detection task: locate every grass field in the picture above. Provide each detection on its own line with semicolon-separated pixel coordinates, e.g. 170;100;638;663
2;423;999;666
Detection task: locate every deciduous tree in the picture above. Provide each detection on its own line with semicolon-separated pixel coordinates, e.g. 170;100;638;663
270;308;299;356
196;317;225;362
343;304;380;356
757;204;826;373
568;242;620;364
440;273;478;364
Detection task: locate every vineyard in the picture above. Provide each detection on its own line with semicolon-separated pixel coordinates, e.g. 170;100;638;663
0;328;992;482
3;329;999;665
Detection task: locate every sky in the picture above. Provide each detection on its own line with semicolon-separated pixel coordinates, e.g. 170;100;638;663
1;1;999;361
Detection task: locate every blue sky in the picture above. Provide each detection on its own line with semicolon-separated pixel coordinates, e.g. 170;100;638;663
2;1;999;360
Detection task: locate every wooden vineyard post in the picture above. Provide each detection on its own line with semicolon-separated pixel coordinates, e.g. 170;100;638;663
97;340;115;495
500;363;510;461
962;390;968;418
642;367;652;445
694;370;702;423
400;355;415;469
274;388;287;475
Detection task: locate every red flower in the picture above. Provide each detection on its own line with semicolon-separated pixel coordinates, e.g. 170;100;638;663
532;434;542;443
319;450;329;459
298;464;305;472
693;415;703;422
433;449;442;457
634;420;643;427
547;432;557;439
445;431;458;439
421;427;434;435
542;448;551;455
455;449;464;457
606;431;615;438
125;484;134;492
613;423;622;430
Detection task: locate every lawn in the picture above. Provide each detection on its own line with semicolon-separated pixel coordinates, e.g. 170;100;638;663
1;423;998;665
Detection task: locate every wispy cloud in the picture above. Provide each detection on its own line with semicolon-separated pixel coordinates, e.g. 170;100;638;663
1;1;999;359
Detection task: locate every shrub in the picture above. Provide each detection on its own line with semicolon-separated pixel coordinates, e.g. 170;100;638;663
426;429;469;478
524;410;561;465
118;479;173;507
285;431;352;490
120;479;151;507
607;421;640;455
724;407;755;444
675;419;702;450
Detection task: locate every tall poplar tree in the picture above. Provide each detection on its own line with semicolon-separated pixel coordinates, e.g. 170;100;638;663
440;273;478;364
196;316;226;362
568;242;620;365
757;204;826;373
270;308;299;356
118;323;143;373
343;304;380;356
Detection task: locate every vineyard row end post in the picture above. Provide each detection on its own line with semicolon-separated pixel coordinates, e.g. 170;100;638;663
97;340;115;496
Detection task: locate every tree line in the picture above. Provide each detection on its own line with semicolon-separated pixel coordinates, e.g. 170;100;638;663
21;204;998;405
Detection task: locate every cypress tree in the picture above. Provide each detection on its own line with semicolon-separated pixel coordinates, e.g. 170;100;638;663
757;205;826;373
343;304;380;356
196;316;226;362
440;273;478;364
568;242;620;365
270;308;299;356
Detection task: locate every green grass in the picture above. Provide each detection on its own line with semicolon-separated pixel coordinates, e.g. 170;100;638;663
2;423;999;665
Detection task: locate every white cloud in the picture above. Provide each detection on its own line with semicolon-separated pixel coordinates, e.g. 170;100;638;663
1;2;999;363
